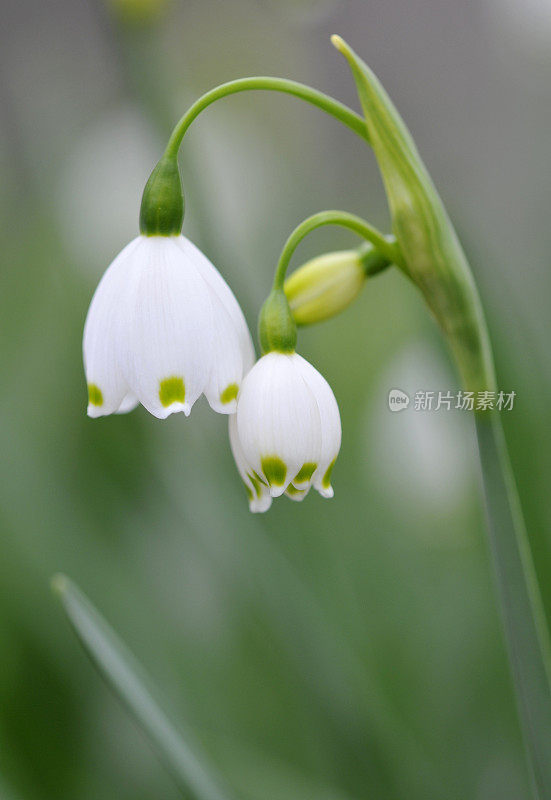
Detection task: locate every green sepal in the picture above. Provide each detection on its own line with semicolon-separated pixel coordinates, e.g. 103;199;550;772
139;154;184;236
258;287;297;354
332;36;495;394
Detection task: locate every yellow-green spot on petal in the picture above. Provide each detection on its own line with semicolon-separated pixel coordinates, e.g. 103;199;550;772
159;376;185;407
322;458;336;489
294;462;317;484
88;383;103;407
261;455;287;487
286;484;305;497
243;482;254;502
220;383;239;404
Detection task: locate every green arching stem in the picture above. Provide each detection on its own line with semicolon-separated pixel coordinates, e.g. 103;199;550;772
273;210;401;290
142;78;370;236
163;77;370;159
357;241;394;277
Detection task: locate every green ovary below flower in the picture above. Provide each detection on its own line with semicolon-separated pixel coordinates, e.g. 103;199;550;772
229;351;341;513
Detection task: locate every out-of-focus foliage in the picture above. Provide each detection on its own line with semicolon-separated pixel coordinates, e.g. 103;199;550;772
0;1;550;798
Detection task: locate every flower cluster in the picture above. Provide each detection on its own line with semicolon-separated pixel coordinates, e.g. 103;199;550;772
84;234;341;512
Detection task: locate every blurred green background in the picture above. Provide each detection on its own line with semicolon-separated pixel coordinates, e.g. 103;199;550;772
1;0;551;797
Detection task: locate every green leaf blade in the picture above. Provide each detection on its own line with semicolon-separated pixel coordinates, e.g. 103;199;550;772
52;574;235;800
476;415;551;799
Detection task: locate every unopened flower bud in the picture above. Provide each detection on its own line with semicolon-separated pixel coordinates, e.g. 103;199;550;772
106;0;169;25
284;244;389;326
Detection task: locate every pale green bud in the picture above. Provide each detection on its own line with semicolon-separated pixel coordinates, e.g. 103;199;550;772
106;0;169;24
284;244;389;325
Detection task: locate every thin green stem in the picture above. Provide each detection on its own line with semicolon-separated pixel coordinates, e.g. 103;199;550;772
164;77;369;159
273;210;400;290
475;412;551;798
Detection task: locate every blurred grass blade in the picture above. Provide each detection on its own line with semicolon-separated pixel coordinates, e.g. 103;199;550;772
0;775;22;800
476;414;551;798
51;574;235;800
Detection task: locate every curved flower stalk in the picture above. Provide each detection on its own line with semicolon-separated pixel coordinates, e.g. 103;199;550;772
83;158;254;419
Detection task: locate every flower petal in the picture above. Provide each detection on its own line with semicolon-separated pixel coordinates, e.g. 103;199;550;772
116;393;139;414
229;415;272;513
175;236;255;372
294;354;341;497
285;483;310;502
117;236;214;419
83;238;141;417
203;296;244;414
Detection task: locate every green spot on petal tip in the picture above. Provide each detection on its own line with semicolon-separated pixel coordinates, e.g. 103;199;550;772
261;455;287;487
159;376;185;407
322;458;336;489
220;383;239;404
88;383;103;407
294;462;317;484
286;484;305;497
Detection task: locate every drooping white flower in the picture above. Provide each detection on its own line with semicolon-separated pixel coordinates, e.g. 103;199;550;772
232;351;341;509
83;235;254;419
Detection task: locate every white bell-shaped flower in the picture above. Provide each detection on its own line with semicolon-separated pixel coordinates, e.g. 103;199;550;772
83;235;254;419
232;351;341;509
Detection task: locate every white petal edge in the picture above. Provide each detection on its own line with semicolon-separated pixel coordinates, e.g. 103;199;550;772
294;353;341;497
203;293;244;414
116;393;139;414
229;415;272;513
83;237;141;417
